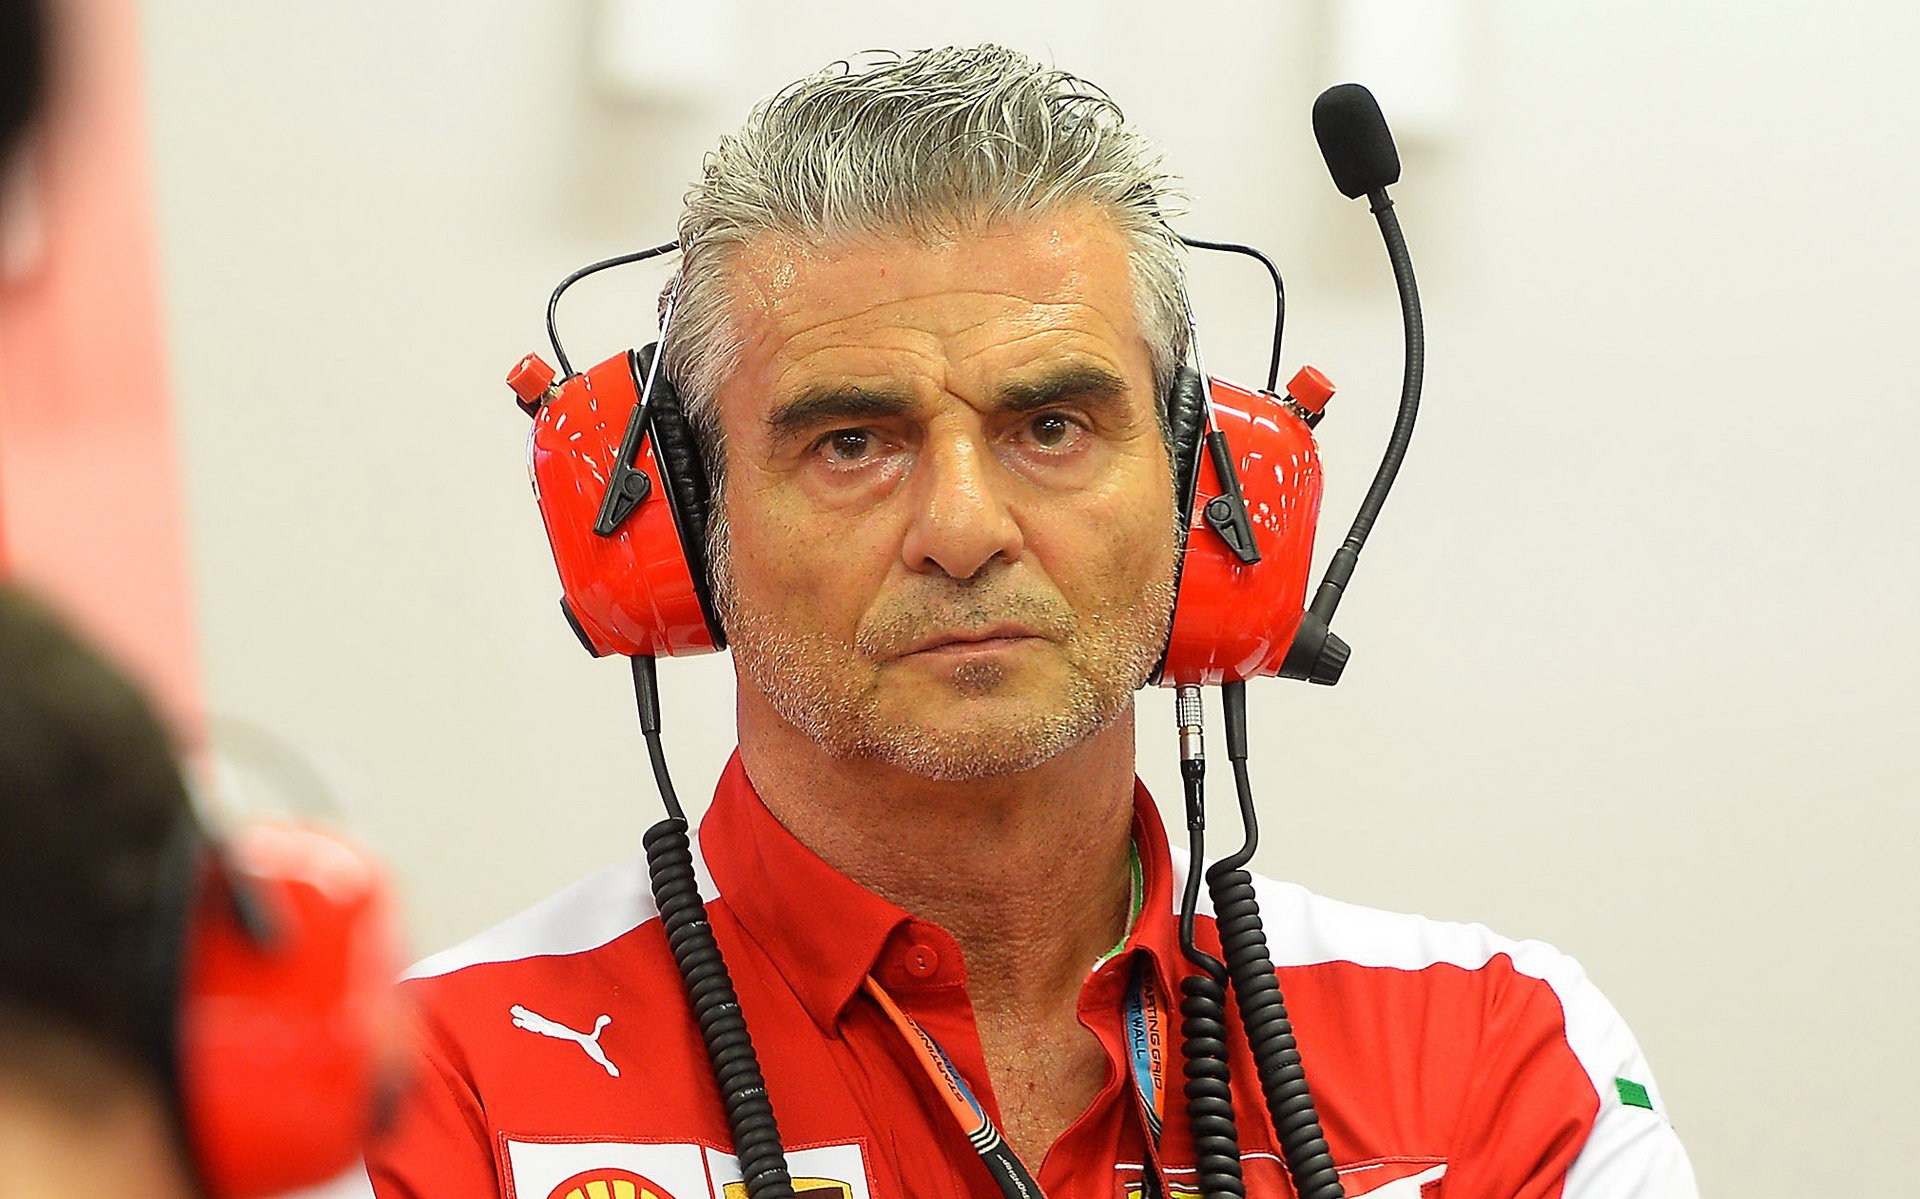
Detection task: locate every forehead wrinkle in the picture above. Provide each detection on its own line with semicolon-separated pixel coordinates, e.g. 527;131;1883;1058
727;230;1131;343
755;286;1071;354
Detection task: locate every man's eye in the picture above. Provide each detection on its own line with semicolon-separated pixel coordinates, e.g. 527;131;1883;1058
1027;413;1079;449
825;430;871;461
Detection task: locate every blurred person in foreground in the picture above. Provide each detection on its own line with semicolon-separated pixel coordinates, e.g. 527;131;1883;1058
0;5;184;1189
368;47;1696;1199
0;589;201;1199
0;586;410;1199
0;0;37;170
3;8;404;1196
1;4;193;1190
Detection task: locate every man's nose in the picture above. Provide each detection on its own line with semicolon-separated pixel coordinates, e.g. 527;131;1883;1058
898;431;1025;580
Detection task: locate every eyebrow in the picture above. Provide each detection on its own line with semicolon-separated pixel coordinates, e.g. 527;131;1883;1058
765;384;915;443
993;363;1132;416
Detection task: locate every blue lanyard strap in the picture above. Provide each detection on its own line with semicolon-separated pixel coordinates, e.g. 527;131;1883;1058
1124;957;1169;1142
1123;958;1169;1199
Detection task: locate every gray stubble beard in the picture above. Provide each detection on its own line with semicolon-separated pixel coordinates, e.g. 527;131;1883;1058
708;506;1178;783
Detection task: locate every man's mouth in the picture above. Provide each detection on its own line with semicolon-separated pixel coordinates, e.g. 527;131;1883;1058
899;624;1047;657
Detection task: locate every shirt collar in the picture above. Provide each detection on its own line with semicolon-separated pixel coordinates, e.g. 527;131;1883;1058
699;752;1188;1031
1104;784;1188;1019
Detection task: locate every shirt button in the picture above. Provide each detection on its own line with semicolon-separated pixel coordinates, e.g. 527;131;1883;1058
902;942;941;980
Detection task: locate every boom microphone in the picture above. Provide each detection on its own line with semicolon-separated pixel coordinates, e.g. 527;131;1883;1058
1311;84;1400;200
1280;83;1425;686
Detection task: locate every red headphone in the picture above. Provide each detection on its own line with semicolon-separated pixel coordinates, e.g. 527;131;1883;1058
152;815;407;1199
507;268;1337;686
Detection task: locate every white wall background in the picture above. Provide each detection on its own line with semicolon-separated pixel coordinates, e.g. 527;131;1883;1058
140;0;1919;1194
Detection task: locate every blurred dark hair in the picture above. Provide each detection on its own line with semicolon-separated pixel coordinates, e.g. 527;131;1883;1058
2;3;183;1103
1;0;45;162
0;588;191;1083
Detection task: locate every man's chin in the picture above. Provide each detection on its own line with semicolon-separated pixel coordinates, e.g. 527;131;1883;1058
852;724;1079;782
852;688;1130;782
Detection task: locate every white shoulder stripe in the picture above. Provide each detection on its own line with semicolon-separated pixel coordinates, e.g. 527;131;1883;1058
1170;848;1644;1092
403;840;718;981
1172;847;1586;979
1167;848;1696;1197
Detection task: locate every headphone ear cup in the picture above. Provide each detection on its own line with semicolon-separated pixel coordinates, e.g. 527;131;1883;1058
635;345;725;647
524;347;724;658
1159;375;1324;685
173;825;405;1199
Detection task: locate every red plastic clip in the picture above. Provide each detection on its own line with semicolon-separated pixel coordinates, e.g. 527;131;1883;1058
508;354;559;417
1286;365;1335;418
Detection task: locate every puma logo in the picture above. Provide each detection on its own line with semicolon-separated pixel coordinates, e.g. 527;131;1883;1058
510;1004;620;1077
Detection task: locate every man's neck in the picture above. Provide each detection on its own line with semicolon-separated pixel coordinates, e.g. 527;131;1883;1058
735;690;1143;1164
737;694;1140;1017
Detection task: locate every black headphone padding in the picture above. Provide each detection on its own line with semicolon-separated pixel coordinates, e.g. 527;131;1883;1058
632;343;726;646
1145;365;1209;685
1166;365;1210;525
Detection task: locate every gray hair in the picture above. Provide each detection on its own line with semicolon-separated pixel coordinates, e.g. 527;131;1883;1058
661;45;1190;498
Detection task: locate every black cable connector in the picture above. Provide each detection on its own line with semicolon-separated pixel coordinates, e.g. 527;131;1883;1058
631;655;682;822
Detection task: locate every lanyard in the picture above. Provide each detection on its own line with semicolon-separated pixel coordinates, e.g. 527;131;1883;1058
863;956;1172;1199
1123;961;1168;1143
863;977;1045;1199
1123;962;1168;1199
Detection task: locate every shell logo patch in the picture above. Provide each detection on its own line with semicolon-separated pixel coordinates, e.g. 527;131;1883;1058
547;1168;680;1199
505;1138;870;1199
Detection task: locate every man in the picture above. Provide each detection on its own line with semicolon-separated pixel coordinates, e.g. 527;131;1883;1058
369;47;1696;1199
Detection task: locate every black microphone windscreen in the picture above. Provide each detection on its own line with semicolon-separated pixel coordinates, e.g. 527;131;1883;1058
1313;84;1401;199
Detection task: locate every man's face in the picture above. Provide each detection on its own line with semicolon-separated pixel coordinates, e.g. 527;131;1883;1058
710;205;1179;780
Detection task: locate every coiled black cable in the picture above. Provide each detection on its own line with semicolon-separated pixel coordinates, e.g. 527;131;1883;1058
1208;682;1344;1199
643;820;795;1199
1208;865;1342;1199
632;658;796;1199
1180;963;1247;1198
1176;753;1247;1199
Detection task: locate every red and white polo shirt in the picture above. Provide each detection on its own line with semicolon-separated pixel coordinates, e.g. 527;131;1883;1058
365;755;1695;1199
